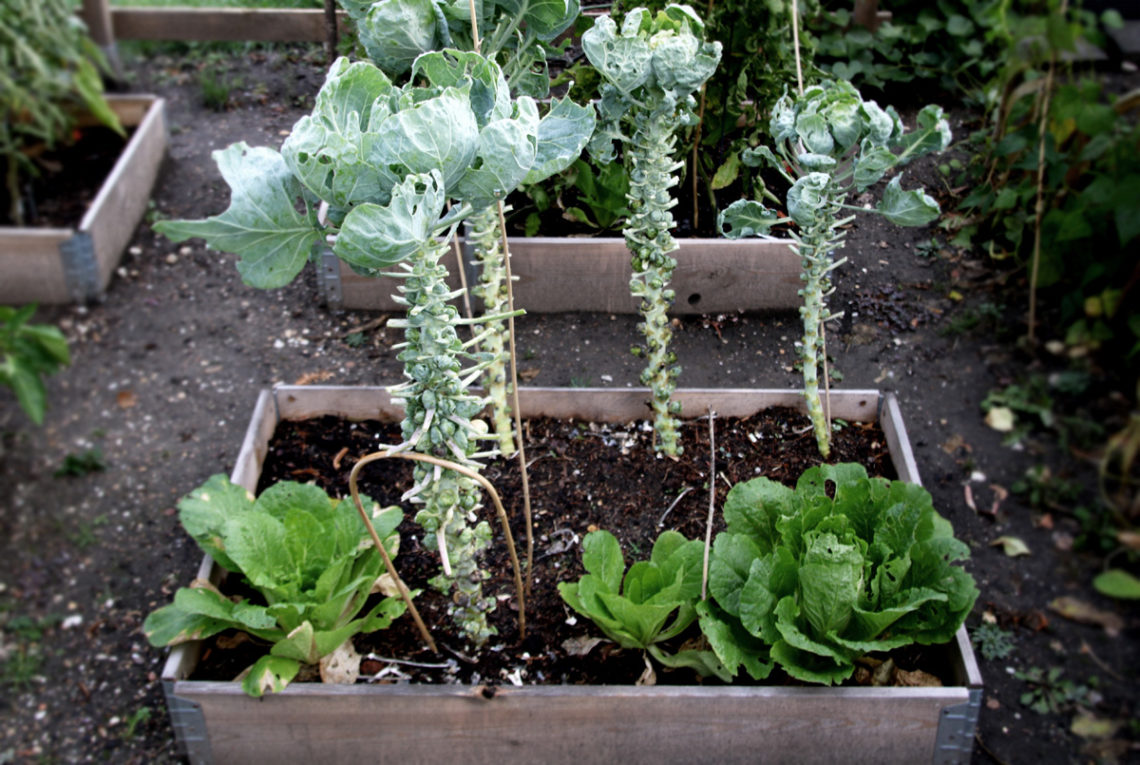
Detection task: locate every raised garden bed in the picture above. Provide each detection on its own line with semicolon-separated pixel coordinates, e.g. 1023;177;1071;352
0;95;166;304
316;236;802;314
160;384;982;765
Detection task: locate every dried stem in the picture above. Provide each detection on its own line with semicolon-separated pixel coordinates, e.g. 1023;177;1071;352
791;0;804;96
1028;3;1064;344
701;407;716;601
496;200;535;599
350;450;527;642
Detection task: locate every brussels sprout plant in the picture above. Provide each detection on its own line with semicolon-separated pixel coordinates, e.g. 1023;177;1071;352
583;5;722;456
155;50;591;646
341;0;593;456
719;80;950;457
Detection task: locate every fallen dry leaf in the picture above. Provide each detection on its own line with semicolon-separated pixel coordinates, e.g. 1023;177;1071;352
964;484;977;513
294;370;336;386
990;535;1031;557
116;390;137;409
1117;530;1140;551
985;406;1015;432
894;668;942;687
1071;712;1122;740
1048;596;1124;637
941;434;968;454
1052;531;1074;552
517;367;541;382
561;635;605;657
1036;513;1054;530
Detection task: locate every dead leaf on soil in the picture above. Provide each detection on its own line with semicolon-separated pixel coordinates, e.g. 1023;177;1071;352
216;632;252;650
562;635;606;657
517;367;541;382
985;697;1001;710
985;406;1015;432
319;640;360;685
294;370;335;386
942;433;968;455
894;668;942;687
964;484;977;513
1071;712;1123;740
1052;531;1074;552
990;535;1031;557
1036;513;1054;530
1048;596;1124;637
116;390;137;409
1117;530;1140;551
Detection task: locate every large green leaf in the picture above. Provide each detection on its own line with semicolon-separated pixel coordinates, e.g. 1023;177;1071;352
370;88;479;191
717;199;782;239
153;144;320;289
581;16;652;95
798;531;864;637
453;104;539;208
787;173;831;227
177;473;254;573
695;600;773;680
1;357;46;425
523;97;596;185
242;655;300;698
581;529;624;593
877;175;940;226
142;604;232;648
357;0;442;75
333;171;447;270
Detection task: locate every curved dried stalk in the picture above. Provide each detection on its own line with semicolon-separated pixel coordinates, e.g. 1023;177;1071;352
349;449;527;642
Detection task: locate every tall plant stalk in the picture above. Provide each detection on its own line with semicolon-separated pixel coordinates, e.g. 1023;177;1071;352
583;4;721;456
388;233;501;644
719;80;951;456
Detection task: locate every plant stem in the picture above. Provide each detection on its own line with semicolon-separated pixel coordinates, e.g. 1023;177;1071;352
495;200;535;600
469;205;515;454
794;216;841;458
627;107;684;455
392;236;497;646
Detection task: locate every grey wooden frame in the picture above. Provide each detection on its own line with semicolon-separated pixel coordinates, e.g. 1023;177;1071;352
160;385;982;765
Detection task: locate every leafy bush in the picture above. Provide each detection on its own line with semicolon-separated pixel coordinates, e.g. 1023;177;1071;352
0;0;122;225
0;306;70;425
699;463;978;685
144;475;409;696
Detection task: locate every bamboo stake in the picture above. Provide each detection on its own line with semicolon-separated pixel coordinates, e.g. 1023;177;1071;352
701;408;716;601
349;450;527;640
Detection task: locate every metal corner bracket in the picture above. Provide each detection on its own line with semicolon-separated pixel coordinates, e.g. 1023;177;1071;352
59;232;100;302
316;246;344;311
932;688;982;764
163;680;212;765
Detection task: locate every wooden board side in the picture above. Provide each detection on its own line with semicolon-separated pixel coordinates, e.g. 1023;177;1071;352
269;385;882;424
173;682;966;765
0;231;72;304
333;236;801;313
111;7;346;42
80;97;167;295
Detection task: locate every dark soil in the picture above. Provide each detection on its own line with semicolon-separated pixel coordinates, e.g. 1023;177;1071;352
1;126;130;228
1;41;1138;765
210;411;901;688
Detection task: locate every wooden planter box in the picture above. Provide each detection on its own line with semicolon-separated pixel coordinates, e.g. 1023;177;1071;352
161;384;982;764
316;236;803;315
0;95;167;304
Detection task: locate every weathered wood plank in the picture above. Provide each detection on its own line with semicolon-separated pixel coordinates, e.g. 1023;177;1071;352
335;236;802;314
82;96;168;295
172;681;965;764
0;231;73;304
271;385;881;424
110;7;345;42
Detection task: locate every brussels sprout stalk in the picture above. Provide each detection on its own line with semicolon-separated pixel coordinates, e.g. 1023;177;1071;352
582;5;722;456
719;80;951;457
